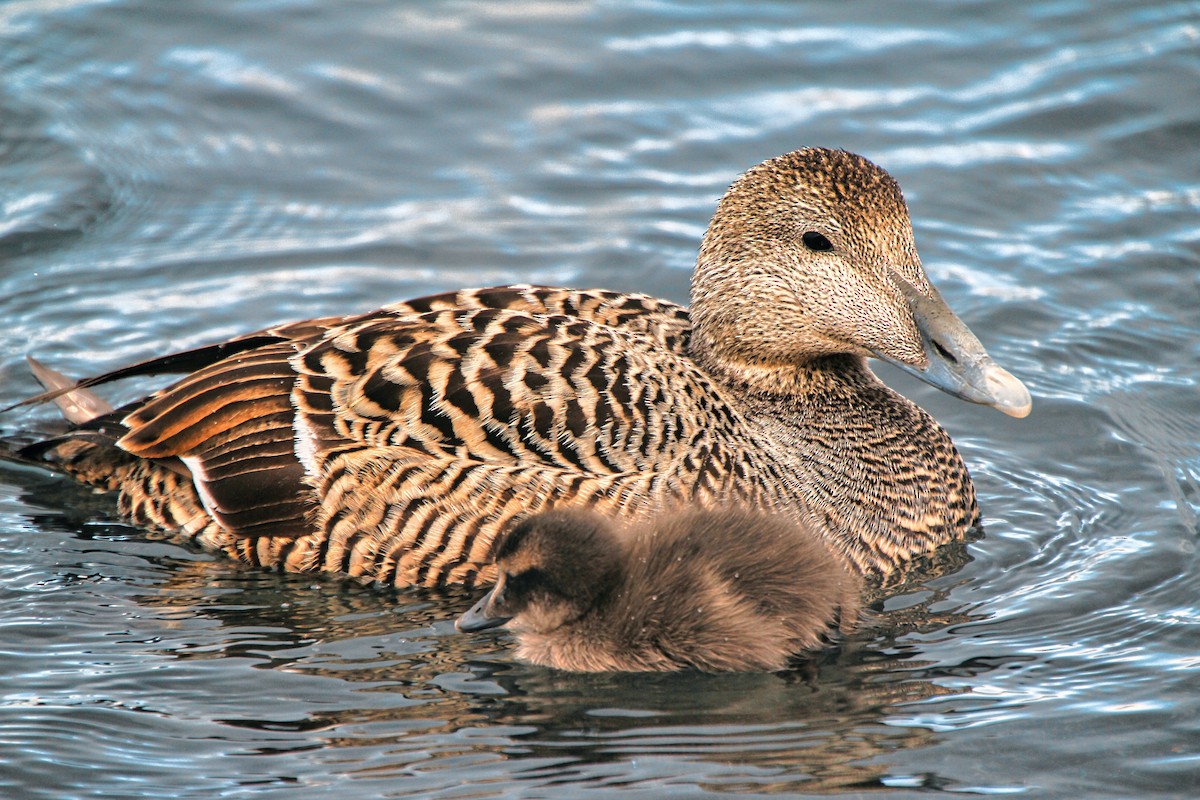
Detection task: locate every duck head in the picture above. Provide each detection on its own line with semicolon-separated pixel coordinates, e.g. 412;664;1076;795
689;147;1031;418
456;510;623;634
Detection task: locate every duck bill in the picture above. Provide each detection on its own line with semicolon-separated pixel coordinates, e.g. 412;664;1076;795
876;273;1032;419
456;589;512;632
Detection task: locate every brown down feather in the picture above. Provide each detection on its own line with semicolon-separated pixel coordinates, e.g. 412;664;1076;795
458;507;862;673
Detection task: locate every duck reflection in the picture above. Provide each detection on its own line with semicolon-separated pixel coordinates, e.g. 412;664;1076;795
3;461;1003;793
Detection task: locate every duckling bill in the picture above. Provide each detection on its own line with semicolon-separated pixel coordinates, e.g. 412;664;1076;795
5;147;1030;587
456;508;862;673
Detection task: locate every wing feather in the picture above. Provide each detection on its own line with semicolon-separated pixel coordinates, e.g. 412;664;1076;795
29;286;738;573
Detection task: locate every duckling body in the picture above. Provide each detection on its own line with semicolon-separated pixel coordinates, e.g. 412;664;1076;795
9;148;1029;587
456;508;862;673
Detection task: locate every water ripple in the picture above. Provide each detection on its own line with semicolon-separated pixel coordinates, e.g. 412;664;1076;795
607;25;952;54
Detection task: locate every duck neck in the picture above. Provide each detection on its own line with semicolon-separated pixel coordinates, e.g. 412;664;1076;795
690;340;980;579
687;321;878;399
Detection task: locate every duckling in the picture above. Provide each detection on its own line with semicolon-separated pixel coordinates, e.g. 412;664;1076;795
456;507;862;673
5;147;1029;587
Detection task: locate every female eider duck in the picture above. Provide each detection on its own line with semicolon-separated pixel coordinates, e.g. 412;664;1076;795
6;147;1029;588
456;507;862;673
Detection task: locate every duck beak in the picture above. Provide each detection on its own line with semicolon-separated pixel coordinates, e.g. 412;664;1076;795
876;272;1032;419
456;588;512;632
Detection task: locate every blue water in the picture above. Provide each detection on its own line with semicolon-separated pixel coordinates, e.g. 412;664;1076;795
2;1;1198;797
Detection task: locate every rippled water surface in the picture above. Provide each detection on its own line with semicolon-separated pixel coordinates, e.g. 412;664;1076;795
2;2;1198;798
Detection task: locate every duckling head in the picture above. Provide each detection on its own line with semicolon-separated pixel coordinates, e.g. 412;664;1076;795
456;510;623;635
689;147;1030;418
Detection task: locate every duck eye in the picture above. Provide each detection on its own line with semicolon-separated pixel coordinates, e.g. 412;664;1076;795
801;231;833;252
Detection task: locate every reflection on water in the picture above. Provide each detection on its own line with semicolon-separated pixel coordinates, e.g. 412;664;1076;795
0;456;1004;797
2;0;1199;798
4;464;976;795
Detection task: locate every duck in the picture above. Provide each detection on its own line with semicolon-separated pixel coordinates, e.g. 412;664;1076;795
5;147;1030;588
456;507;863;672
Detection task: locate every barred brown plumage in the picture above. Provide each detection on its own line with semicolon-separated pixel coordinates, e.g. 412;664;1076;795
7;148;1030;588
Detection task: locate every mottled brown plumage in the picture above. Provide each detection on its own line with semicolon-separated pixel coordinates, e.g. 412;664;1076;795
9;148;1030;588
456;508;862;673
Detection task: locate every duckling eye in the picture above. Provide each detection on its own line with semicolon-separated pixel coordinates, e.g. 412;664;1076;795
507;567;546;595
801;231;834;252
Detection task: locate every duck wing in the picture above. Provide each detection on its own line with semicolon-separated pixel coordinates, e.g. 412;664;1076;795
104;286;745;559
293;296;699;473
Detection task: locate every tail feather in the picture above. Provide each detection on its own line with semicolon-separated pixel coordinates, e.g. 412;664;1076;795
25;356;115;424
2;357;143;486
2;333;289;416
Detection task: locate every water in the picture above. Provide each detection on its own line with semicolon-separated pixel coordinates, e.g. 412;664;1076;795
1;1;1197;797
